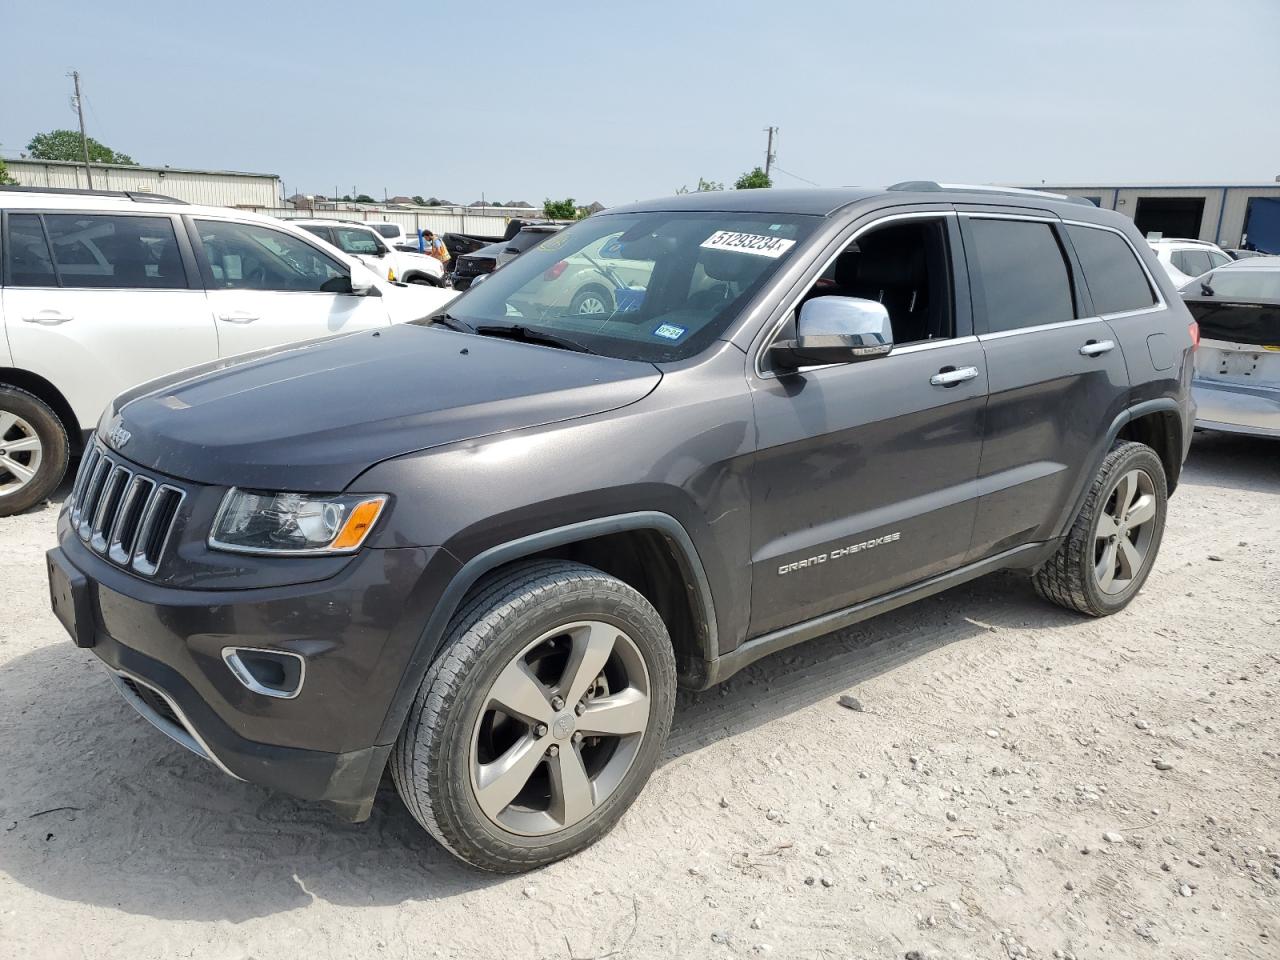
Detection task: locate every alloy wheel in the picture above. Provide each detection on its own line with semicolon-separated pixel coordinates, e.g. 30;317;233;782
1092;467;1157;594
469;620;651;836
576;296;607;315
0;411;44;499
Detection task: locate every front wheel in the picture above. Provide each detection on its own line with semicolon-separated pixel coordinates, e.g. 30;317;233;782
569;285;613;317
1033;441;1168;617
0;386;70;517
391;560;676;872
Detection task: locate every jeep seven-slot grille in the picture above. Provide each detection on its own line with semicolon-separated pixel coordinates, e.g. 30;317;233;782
68;441;185;576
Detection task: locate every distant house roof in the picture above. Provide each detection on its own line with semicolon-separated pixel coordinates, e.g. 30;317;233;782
584;201;606;214
506;201;534;208
388;195;415;205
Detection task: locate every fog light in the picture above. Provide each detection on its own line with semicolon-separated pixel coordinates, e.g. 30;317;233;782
222;647;306;699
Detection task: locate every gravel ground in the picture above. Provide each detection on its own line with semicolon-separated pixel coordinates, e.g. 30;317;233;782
0;431;1277;960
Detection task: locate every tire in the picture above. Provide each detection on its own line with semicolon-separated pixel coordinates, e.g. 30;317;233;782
568;285;614;317
1032;441;1168;617
406;274;442;287
392;559;676;872
0;385;70;517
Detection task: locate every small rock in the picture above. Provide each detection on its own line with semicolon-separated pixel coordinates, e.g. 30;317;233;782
711;931;729;944
1135;720;1150;730
911;882;925;893
816;843;832;857
1180;884;1193;897
905;952;925;960
1104;831;1124;844
804;876;816;886
837;694;865;712
1188;857;1203;868
1154;759;1174;771
718;797;730;809
1007;709;1018;718
985;729;1000;739
1161;861;1172;872
522;886;537;899
750;916;764;930
1064;880;1075;891
765;809;781;822
946;810;958;822
1208;555;1224;562
820;877;834;888
688;867;702;877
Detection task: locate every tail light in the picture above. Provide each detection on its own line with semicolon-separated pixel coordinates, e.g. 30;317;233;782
1188;320;1200;350
543;260;567;281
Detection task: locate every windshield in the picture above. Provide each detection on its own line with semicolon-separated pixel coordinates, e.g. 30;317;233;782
446;211;820;361
372;224;400;238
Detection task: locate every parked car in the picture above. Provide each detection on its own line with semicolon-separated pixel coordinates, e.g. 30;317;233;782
0;186;455;515
506;233;654;319
1224;248;1272;261
47;182;1194;873
1180;256;1280;438
293;220;446;286
452;224;562;290
1147;237;1233;288
364;220;409;247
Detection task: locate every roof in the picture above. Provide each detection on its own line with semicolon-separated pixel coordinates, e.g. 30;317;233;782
1011;181;1280;190
3;156;279;180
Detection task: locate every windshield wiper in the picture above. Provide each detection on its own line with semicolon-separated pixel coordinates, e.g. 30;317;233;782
424;312;477;333
475;323;592;354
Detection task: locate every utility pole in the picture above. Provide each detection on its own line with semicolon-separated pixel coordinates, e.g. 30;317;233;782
764;126;777;179
70;71;93;189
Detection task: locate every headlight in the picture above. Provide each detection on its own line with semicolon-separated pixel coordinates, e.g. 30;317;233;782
209;489;387;555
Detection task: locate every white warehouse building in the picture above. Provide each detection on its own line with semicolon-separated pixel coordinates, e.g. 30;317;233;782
3;157;282;208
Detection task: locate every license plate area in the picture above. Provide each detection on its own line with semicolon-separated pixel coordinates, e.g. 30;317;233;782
47;548;95;648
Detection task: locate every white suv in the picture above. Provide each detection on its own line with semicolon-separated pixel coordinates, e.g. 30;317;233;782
292;220;445;286
1148;237;1233;288
0;187;456;515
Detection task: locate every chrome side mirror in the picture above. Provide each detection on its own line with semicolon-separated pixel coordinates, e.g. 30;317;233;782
770;296;894;369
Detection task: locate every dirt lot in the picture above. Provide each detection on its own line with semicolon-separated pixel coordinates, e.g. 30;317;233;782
0;432;1277;960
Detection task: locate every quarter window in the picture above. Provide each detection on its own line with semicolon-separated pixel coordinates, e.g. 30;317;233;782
196;220;348;292
966;219;1076;333
1065;225;1156;315
1173;249;1212;279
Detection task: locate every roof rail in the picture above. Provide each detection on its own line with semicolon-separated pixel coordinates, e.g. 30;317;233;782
886;180;1095;207
0;185;185;204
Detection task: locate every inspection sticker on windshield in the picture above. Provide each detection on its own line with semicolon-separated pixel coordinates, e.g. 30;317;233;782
653;323;686;341
700;230;796;259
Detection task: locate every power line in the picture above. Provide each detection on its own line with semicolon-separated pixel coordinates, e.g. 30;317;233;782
772;165;821;187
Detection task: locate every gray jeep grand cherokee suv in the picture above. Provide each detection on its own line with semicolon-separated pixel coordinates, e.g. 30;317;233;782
47;183;1196;872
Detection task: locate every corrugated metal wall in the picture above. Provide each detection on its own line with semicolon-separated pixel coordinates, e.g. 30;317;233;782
267;208;532;239
5;159;280;208
1037;183;1280;247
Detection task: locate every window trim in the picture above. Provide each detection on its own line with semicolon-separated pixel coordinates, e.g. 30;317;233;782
1059;219;1166;321
959;213;1083;337
186;214;352;295
1;209;198;291
752;210;969;380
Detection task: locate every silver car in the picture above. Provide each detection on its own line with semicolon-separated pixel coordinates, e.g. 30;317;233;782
1180;256;1280;438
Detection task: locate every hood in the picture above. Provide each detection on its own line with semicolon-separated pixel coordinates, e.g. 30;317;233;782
108;324;661;491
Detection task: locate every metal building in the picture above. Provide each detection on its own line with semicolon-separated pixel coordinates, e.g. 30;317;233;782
1017;181;1280;253
3;157;281;208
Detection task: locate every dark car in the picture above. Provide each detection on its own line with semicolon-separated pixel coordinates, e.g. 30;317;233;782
48;183;1195;873
451;223;562;290
1180;256;1280;437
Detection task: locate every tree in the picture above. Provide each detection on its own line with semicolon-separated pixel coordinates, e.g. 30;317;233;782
0;158;16;185
734;167;772;190
543;197;578;220
677;177;724;194
354;193;376;204
412;195;427;206
27;129;136;165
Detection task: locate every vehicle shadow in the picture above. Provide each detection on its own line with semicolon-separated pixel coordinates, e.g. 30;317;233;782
1183;429;1280;493
0;565;1069;922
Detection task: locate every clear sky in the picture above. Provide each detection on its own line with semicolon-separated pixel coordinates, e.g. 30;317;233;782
3;0;1278;206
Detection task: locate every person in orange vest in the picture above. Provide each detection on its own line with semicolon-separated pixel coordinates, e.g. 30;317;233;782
422;230;451;267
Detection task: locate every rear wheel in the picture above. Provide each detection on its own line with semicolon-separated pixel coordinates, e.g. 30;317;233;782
569;285;613;317
1033;441;1167;616
0;386;70;517
392;560;676;872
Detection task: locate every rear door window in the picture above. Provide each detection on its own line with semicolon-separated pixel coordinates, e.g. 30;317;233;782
332;227;383;256
965;218;1076;333
8;214;188;289
1175;249;1212;278
1065;225;1156;315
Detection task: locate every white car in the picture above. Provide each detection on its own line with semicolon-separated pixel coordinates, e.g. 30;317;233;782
0;187;456;515
1147;238;1233;288
365;220;409;247
293;220;445;286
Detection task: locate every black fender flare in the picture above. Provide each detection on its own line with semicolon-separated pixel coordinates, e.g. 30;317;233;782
374;510;718;745
1053;397;1185;543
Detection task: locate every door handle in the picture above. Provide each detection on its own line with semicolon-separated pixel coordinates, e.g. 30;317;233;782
217;311;259;324
1079;339;1116;357
21;310;73;325
930;365;980;387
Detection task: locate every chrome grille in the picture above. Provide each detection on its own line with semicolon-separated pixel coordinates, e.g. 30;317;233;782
69;442;185;576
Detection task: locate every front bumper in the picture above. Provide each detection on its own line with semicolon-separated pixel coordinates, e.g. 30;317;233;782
49;521;455;820
1193;377;1280;439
